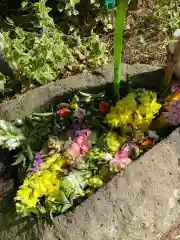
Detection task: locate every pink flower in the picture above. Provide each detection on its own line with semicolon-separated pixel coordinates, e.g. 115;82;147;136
110;156;132;169
110;143;137;169
163;99;180;126
75;108;85;121
75;129;91;138
67;129;92;160
171;84;180;93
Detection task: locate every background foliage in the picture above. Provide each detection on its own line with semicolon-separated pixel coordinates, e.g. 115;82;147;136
0;0;113;100
0;0;178;102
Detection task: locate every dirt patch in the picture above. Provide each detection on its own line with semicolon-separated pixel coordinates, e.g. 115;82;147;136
121;0;169;67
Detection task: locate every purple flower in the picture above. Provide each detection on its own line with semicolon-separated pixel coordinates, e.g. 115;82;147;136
171;84;180;93
71;124;81;138
32;152;43;174
48;31;53;36
53;44;57;48
163;100;180;126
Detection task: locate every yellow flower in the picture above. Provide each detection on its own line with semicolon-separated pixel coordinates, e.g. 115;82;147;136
15;153;68;215
70;103;78;109
105;90;161;133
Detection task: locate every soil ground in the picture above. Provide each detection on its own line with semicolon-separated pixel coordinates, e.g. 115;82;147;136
121;0;168;67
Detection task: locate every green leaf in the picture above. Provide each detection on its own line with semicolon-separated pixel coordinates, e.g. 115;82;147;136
88;131;98;144
63;140;72;149
96;138;105;149
26;145;34;163
32;112;53;117
12;153;26;166
61;203;72;213
5;17;15;26
78;91;92;97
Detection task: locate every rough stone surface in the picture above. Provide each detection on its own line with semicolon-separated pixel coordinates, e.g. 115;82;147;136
1;63;179;240
0;63;160;121
1;128;180;240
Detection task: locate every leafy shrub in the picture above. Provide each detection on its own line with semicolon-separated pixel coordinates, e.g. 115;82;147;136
154;0;180;35
0;0;109;93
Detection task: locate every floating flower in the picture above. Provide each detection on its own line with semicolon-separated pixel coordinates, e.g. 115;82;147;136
165;92;180;102
74;107;85;121
171;84;180;93
110;143;138;172
32;152;43;174
134;129;144;141
163;99;180;126
0;192;4;197
148;130;159;140
70;103;78;109
105;90;161;132
141;139;153;146
104;132;125;153
67;129;92;160
15;153;70;215
110;156;132;171
99;101;110;113
71;123;81;138
59;108;69;118
103;153;113;161
89;176;103;188
0;120;25;150
74;129;91;138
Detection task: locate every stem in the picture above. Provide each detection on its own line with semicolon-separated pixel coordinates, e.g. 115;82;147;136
114;0;128;96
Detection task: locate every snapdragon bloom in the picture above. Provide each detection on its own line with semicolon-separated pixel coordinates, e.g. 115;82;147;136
67;129;91;160
110;143;138;169
32;152;43;174
163;100;180;126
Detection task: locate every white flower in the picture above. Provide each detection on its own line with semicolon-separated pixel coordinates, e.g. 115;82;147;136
103;153;113;161
0;120;8;131
0;136;7;142
16;119;23;125
5;139;19;150
148;130;159;140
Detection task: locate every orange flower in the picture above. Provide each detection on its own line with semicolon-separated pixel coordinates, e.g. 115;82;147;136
59;108;69;117
141;139;153;146
165;92;180;102
99;101;110;113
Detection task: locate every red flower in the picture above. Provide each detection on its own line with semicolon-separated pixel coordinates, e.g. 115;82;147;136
0;192;4;197
99;101;110;113
59;108;69;117
141;139;153;146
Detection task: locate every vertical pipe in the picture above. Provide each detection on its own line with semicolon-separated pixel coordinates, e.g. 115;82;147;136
114;0;128;96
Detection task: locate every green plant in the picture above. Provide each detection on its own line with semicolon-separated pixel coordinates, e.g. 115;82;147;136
0;0;108;92
57;0;80;16
154;0;180;36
